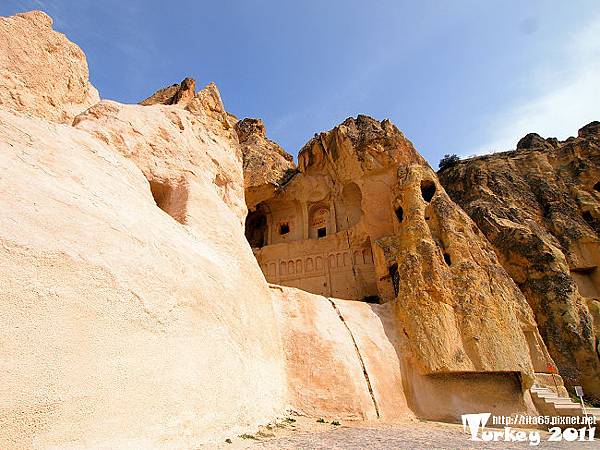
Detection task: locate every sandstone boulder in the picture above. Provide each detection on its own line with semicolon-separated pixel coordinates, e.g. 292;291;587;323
272;285;412;421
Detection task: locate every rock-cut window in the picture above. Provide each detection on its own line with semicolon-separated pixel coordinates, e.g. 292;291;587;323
279;223;290;235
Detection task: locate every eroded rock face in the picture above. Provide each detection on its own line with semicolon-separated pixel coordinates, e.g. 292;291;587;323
0;11;286;449
139;76;196;106
247;114;552;418
439;123;600;403
0;11;99;123
272;285;411;421
235;118;296;209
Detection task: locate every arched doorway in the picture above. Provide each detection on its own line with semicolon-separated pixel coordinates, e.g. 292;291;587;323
309;204;330;239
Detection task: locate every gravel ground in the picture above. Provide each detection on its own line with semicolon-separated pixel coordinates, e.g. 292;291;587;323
248;421;598;449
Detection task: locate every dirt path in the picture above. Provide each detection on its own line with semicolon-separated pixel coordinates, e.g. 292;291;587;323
203;417;597;449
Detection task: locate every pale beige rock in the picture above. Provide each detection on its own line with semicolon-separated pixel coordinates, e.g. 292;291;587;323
0;11;99;123
272;285;412;421
0;103;288;447
0;78;286;450
73;94;247;228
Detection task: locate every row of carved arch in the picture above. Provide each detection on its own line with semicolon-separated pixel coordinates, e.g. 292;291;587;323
260;247;374;277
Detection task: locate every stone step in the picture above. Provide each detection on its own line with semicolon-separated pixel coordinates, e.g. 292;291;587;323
531;387;555;394
552;404;582;410
542;397;579;405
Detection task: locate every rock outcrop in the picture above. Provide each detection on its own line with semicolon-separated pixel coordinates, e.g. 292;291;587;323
439;122;600;403
139;77;196;106
1;8;589;449
247;114;552;420
235;118;296;209
0;11;286;449
0;11;99;123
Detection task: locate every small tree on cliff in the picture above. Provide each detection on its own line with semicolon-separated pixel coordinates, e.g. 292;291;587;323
438;154;460;170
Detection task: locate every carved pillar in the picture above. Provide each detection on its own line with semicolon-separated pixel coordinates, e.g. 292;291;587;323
301;201;309;240
266;212;273;246
329;198;337;234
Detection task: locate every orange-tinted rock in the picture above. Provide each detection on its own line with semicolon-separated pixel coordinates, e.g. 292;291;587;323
247;114;554;418
139;77;196;106
235;118;296;209
439;122;600;403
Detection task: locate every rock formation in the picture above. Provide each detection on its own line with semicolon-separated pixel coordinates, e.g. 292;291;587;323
0;11;99;124
439;124;600;403
139;76;197;106
0;11;286;449
0;8;592;449
247;114;554;420
235;117;296;209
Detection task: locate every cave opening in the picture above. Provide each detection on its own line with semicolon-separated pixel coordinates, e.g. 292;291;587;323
245;211;268;248
582;210;593;225
317;227;327;238
395;206;404;223
594;181;600;192
149;179;187;224
363;295;381;304
420;180;436;202
443;252;452;266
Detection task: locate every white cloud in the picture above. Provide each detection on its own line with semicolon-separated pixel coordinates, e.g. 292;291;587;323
465;14;600;157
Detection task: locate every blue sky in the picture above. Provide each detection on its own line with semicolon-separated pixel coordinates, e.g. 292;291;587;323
3;1;600;166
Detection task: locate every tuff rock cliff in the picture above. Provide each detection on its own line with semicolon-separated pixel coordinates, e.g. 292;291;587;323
0;8;588;450
249;114;553;420
0;11;287;449
439;123;600;403
235;117;296;209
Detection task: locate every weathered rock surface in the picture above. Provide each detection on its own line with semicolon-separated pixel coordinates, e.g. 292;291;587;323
248;114;552;419
272;285;412;421
303;117;545;376
439;122;600;403
235;118;296;209
0;11;99;123
0;8;586;449
0;11;286;449
139;77;197;106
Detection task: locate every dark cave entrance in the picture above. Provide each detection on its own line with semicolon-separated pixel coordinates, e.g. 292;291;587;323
420;180;436;202
245;211;268;248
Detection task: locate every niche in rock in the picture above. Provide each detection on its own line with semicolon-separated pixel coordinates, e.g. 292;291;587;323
443;252;452;266
149;179;188;224
337;182;363;230
310;204;330;239
279;222;290;235
420;180;436;202
395;206;404;223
